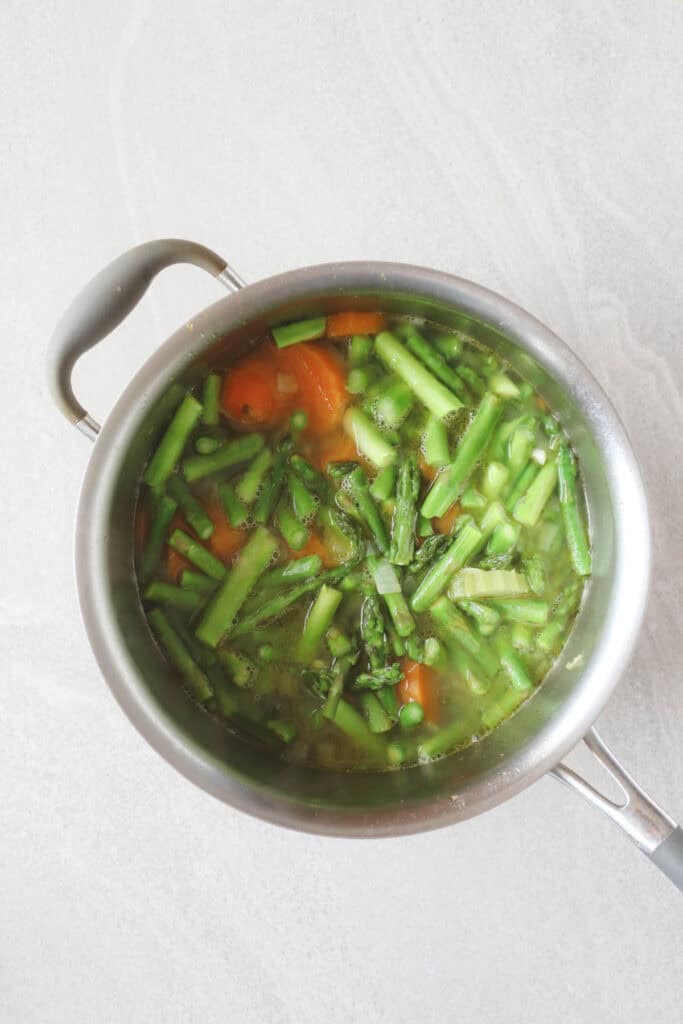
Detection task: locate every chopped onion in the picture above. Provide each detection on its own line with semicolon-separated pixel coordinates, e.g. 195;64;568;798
370;557;401;595
276;372;298;395
448;568;529;600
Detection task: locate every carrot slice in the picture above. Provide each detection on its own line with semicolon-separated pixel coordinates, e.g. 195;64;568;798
289;529;336;568
398;659;440;722
326;312;386;338
221;343;289;426
433;502;461;535
418;455;438;483
277;343;348;433
204;500;248;561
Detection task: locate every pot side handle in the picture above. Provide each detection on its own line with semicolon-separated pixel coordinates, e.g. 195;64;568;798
552;728;683;893
47;239;245;440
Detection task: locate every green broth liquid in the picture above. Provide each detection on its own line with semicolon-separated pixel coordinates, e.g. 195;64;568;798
135;316;589;771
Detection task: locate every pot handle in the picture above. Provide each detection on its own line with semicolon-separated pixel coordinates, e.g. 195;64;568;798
47;239;245;440
552;728;683;892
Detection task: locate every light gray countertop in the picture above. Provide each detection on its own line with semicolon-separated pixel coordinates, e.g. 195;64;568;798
2;2;681;1021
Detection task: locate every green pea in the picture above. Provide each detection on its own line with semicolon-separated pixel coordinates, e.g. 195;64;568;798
399;701;424;729
195;435;221;454
290;409;308;431
257;643;275;662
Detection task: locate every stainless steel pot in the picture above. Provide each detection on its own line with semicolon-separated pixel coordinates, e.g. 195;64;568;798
48;239;683;890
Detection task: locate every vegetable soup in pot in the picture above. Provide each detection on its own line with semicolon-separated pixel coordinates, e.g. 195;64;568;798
134;312;591;770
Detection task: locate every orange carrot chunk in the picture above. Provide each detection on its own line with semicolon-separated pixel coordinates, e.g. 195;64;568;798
398;659;440;723
326;311;387;338
433;502;461;536
204;500;248;561
289;529;336;568
221;344;289;427
277;343;348;433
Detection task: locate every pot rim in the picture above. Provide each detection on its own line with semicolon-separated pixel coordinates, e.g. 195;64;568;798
74;260;651;836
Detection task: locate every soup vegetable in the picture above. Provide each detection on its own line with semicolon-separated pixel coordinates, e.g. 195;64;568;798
135;312;591;770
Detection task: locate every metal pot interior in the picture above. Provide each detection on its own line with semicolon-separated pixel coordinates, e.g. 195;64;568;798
77;264;649;835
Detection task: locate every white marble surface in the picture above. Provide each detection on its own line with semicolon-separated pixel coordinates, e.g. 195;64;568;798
2;2;682;1021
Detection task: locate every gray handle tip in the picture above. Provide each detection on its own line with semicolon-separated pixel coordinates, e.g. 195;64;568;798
650;826;683;893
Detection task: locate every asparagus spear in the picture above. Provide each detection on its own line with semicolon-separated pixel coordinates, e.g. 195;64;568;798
148;608;213;702
405;533;450;577
389;455;420;565
457;598;501;636
480;683;528;731
289;454;333;501
498;645;534;691
432;331;463;361
491;598;549;626
180;570;216;594
298;585;343;660
327;626;353;658
195;527;278;647
167;475;214;540
522;553;546;595
411;521;483;612
287;470;318;521
217;649;257;688
370;465;397;502
348;334;373;365
360;593;388;670
557;442;592;576
143;582;204;613
418;716;479;760
272;317;326;348
202;373;221;425
374;331;463;418
536;581;582;653
402;326;470;402
456;366;485;398
143;394;203;487
505;461;539;511
481;461;509;501
138;494;178;582
354;663;404;690
360;692;393;733
343;407;397;468
235;447;274;504
229;561;360;639
260;555;322;589
421;392;502;519
372;377;414;429
422;415;450;467
217;480;248;528
168;529;226;581
367;556;416;637
347;366;377;395
377;685;400;722
513;459;558;527
507;421;536;479
253;436;293;524
275;498;309;550
429;597;499;678
331;699;386;758
183;433;265;483
342;465;390;553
